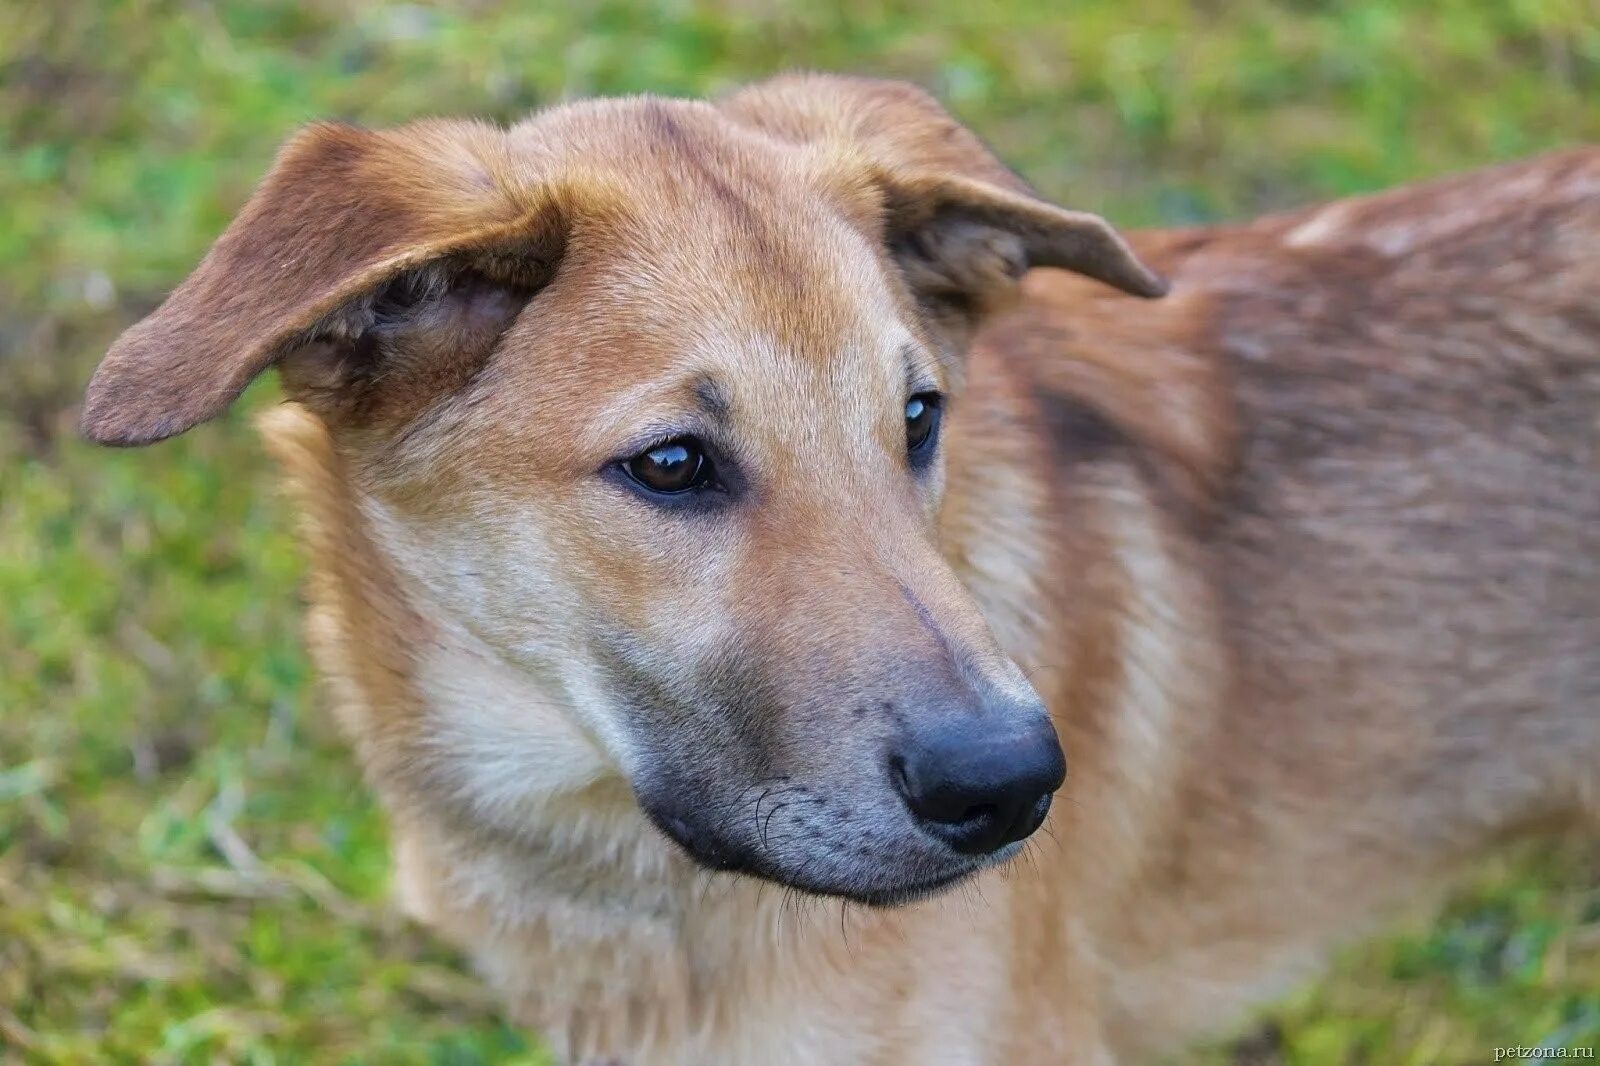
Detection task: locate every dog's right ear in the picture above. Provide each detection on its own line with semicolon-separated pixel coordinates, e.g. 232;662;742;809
82;120;565;446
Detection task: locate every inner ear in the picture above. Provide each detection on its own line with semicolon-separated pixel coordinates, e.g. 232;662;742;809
279;263;538;427
888;212;1029;340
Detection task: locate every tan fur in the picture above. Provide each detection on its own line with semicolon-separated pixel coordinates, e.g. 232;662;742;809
86;76;1599;1063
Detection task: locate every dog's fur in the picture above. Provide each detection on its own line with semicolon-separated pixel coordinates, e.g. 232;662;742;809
84;76;1600;1063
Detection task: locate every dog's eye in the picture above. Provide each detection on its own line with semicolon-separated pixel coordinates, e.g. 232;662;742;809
906;392;942;457
623;438;712;495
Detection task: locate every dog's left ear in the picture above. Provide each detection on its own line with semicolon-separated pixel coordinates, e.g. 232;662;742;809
721;75;1166;345
875;170;1166;343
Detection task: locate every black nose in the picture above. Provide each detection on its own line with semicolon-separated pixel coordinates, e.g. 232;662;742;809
890;706;1066;855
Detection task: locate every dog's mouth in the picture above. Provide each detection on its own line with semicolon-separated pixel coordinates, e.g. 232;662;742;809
839;866;977;908
647;806;995;906
650;811;746;872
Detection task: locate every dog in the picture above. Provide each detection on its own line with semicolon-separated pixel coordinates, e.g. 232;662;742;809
82;75;1600;1063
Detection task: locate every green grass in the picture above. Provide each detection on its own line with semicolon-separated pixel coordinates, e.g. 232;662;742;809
3;2;1599;1062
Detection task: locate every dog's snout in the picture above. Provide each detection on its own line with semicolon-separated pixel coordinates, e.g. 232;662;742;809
890;702;1066;856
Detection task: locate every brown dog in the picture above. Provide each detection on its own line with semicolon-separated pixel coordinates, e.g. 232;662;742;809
83;75;1600;1063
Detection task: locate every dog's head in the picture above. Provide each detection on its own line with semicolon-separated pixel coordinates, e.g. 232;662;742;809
84;76;1163;905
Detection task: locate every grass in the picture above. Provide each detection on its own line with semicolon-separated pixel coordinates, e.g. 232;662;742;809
3;1;1599;1062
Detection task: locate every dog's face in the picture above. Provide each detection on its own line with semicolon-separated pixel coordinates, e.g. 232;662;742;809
83;77;1164;904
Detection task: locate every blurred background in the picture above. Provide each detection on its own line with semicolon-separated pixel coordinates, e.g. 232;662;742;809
3;1;1599;1062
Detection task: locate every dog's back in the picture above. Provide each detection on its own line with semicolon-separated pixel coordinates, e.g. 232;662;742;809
1222;148;1600;817
971;149;1600;1056
1181;147;1600;829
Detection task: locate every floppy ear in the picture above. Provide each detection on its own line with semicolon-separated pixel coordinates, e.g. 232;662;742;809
875;170;1165;342
82;119;564;446
719;75;1165;343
